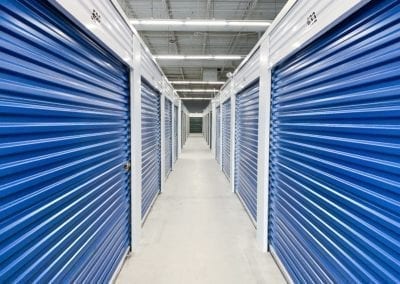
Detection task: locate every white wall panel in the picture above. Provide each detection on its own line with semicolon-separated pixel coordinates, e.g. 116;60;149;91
220;80;234;104
269;0;369;67
233;48;260;95
141;44;163;90
50;0;133;66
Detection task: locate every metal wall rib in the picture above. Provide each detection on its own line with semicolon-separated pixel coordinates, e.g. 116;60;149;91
0;0;130;281
222;99;231;180
141;81;161;220
235;82;259;223
269;0;400;282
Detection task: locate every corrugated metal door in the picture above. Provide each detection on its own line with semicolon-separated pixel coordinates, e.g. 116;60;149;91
235;82;259;223
0;1;130;282
190;117;202;133
269;0;400;282
141;81;161;220
216;106;221;164
222;99;231;180
165;99;172;177
174;105;178;163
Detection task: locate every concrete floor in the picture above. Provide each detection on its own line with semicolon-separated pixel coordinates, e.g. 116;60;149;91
117;135;285;284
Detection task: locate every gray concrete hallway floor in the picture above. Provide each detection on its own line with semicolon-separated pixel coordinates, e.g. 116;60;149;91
117;135;285;284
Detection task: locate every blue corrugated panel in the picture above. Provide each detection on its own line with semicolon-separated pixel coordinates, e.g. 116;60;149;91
141;81;161;220
216;106;221;164
269;0;400;282
174;105;178;163
222;99;231;180
235;82;259;223
165;99;173;177
0;0;131;282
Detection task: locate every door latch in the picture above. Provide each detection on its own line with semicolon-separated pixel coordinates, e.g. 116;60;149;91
124;161;131;172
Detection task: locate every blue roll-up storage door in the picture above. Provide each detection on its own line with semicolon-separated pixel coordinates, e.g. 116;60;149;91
235;82;259;223
174;105;178;163
165;99;173;177
216;106;221;164
0;1;131;282
222;99;231;180
141;81;161;220
269;1;400;282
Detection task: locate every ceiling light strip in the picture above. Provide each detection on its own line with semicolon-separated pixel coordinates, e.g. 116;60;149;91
180;98;212;100
130;19;271;27
176;89;218;93
154;55;243;60
171;81;225;85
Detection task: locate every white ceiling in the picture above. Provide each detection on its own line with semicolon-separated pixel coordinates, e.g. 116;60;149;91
117;0;287;110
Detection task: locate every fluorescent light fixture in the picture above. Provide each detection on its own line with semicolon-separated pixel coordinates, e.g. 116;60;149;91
154;55;243;60
228;21;270;27
171;81;225;85
181;55;214;60
130;19;184;25
180;98;212;100
130;19;271;28
185;20;227;26
176;89;217;93
154;55;185;60
213;55;242;60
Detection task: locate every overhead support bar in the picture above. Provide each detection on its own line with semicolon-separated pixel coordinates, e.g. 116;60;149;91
130;19;272;32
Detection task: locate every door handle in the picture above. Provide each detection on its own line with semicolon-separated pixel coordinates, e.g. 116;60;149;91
124;161;131;172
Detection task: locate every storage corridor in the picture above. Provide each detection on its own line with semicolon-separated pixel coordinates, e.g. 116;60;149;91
117;135;284;284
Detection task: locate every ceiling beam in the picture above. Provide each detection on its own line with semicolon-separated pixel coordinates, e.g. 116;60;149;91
222;0;259;74
159;0;185;80
201;0;213;80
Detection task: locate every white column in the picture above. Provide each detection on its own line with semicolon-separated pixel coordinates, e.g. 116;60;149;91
130;36;142;251
256;37;271;252
230;93;236;193
160;93;166;192
171;100;176;171
178;100;182;156
219;100;223;170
